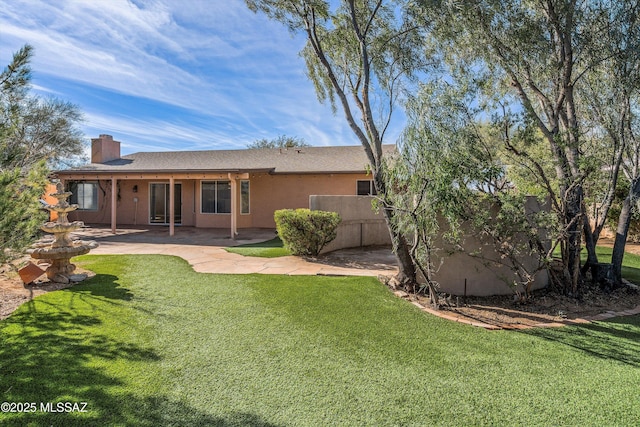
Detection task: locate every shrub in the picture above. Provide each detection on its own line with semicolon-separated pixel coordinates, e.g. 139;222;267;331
274;209;341;256
0;162;48;264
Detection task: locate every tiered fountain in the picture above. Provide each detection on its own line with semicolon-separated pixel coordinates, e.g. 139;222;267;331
28;181;98;283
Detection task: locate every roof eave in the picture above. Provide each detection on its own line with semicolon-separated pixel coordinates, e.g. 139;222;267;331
55;168;368;176
55;168;275;175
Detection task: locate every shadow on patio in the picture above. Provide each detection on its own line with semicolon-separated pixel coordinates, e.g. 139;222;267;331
70;225;277;247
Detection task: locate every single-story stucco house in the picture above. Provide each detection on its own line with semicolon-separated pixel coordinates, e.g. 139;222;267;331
55;134;390;238
55;134;551;296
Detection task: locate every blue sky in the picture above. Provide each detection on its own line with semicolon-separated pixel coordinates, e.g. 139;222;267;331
0;0;402;156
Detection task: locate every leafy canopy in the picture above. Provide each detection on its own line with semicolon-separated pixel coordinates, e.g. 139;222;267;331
0;45;85;264
0;44;85;171
247;135;310;149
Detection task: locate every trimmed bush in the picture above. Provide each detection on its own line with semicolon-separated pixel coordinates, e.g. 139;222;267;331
274;209;341;256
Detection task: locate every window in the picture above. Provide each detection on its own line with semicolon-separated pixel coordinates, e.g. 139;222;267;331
357;180;377;196
240;180;250;214
201;181;231;213
68;181;98;210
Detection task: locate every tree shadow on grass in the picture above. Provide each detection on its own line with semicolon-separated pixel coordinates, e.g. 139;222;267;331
0;287;281;426
72;273;135;301
523;315;640;367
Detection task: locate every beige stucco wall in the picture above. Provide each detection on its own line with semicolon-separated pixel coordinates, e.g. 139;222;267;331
309;195;550;296
65;179;197;227
430;233;549;297
309;195;391;253
245;173;375;228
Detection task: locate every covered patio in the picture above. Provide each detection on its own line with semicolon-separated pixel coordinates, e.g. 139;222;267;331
62;172;250;239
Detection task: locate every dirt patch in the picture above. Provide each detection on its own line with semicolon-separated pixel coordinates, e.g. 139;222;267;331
389;238;640;329
408;282;640;329
310;246;398;272
0;260;94;320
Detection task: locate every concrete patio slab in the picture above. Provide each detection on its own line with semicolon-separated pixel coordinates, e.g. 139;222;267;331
71;225;398;278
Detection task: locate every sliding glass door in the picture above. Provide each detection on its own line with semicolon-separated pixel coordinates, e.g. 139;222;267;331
150;183;182;224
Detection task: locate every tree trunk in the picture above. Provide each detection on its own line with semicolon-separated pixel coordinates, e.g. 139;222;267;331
611;178;640;283
376;175;417;285
381;206;417;285
563;185;584;294
612;182;638;283
581;209;599;278
611;195;632;284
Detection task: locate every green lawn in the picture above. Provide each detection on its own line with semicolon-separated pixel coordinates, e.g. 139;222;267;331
225;236;290;258
1;254;639;426
591;245;640;283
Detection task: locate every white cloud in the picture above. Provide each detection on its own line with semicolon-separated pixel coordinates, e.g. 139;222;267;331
82;111;250;153
0;0;401;152
2;0;303;111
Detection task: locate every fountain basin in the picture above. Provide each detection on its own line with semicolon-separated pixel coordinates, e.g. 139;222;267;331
27;241;98;283
42;204;79;214
41;221;85;233
28;180;98;283
51;191;73;199
28;241;97;260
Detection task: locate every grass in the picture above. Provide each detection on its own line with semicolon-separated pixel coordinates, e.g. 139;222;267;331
553;244;640;283
590;245;640;283
225;236;290;258
0;254;639;426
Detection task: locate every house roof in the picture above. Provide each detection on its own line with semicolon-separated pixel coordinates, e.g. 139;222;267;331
60;145;396;175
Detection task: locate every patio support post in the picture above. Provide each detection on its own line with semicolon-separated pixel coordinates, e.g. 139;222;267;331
111;177;117;234
169;177;175;236
229;173;237;239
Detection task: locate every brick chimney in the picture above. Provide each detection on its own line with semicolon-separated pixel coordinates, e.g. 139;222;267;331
91;134;121;163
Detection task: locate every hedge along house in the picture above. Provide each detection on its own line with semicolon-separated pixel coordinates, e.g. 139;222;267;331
55;135;391;238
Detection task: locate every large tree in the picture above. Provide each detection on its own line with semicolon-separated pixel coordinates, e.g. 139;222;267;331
417;0;633;293
578;0;640;283
246;0;426;284
391;78;556;303
1;45;85;171
0;162;48;264
0;45;85;263
247;134;310;149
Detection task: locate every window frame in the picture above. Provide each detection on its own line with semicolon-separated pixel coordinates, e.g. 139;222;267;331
356;180;377;196
200;180;232;214
68;181;99;211
148;182;182;225
240;180;250;215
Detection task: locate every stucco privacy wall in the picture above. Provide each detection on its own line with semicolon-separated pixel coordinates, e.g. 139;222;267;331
309;195;391;253
433;197;551;296
431;236;550;297
311;195;550;296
